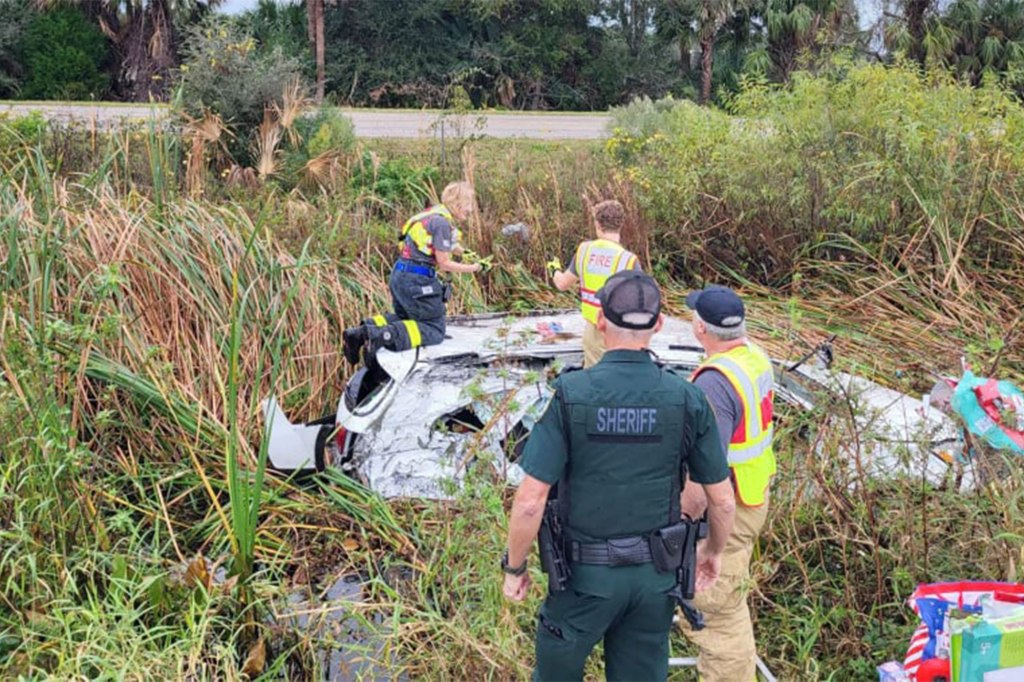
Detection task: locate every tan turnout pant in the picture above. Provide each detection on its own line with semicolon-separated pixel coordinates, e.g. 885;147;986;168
582;321;606;368
680;499;769;682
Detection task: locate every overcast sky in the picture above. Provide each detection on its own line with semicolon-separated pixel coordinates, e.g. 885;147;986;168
219;0;262;15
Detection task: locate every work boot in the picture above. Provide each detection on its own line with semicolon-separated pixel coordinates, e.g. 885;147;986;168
342;325;367;365
363;325;397;370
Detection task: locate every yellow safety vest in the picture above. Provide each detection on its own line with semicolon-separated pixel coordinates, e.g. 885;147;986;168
692;344;776;506
575;238;638;324
399;204;455;259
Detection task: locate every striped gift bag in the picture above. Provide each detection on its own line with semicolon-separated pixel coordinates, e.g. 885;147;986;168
903;581;1024;680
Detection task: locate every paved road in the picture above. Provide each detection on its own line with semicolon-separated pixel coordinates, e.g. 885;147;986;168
0;102;611;140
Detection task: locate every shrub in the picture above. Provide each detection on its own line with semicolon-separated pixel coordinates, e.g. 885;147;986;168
609;60;1024;290
0;111;46;164
20;6;109;100
279;107;357;191
177;17;304;162
0;0;34;98
348;152;439;213
301;109;355;159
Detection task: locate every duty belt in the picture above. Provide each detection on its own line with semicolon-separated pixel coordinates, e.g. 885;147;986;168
571;536;653;566
394;260;436;278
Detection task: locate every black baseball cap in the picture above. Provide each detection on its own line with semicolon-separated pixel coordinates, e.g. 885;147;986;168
597;270;662;330
685;285;745;328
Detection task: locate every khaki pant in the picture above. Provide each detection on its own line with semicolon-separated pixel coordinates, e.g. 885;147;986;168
680;500;769;682
582;321;606;368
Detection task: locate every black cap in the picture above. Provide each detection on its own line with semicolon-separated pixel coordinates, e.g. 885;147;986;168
597;270;662;330
685;285;745;328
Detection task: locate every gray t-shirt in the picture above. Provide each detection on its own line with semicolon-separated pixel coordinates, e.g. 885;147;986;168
426;214;454;253
403;212;453;264
693;368;742;456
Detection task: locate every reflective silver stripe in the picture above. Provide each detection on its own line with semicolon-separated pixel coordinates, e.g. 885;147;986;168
613;251;635;273
706;356;773;465
727;434;773;464
581;290;600;305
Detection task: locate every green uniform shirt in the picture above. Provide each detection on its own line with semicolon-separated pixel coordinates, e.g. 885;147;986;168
519;349;729;489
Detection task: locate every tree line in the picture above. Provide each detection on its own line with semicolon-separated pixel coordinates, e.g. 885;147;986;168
1;0;1023;108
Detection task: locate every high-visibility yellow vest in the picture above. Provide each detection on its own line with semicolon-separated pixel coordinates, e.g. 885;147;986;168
692;344;776;506
399;204;455;259
575;238;638;324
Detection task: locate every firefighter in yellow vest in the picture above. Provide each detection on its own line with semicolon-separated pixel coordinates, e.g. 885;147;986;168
343;181;483;365
680;285;776;682
550;200;641;367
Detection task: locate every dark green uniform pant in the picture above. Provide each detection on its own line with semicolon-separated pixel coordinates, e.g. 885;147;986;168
534;563;676;682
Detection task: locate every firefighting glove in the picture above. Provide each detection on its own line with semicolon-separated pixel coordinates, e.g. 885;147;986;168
475;255;494;273
546;257;563;277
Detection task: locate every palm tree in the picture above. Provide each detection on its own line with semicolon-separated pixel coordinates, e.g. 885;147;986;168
306;0;325;102
698;0;751;102
942;0;1024;84
886;0;1024;80
655;0;699;81
44;0;218;101
755;0;859;81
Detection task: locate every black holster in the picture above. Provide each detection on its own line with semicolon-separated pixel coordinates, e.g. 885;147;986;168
649;521;690;573
676;516;708;600
667;515;709;630
538;499;572;593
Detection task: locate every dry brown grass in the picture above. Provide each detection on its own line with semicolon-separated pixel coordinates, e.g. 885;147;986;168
254;107;282;180
274;77;312;147
183;112;230;197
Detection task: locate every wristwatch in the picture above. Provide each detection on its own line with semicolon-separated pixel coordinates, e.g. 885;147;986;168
501;550;528;576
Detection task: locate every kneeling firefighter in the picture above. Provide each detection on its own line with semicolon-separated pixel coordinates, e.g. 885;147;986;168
343;181;487;365
500;270;737;681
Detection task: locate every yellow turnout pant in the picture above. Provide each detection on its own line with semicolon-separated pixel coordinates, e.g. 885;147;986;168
680;499;769;682
582;321;606;368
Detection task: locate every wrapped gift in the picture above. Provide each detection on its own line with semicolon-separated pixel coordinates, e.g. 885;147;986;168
951;612;1024;681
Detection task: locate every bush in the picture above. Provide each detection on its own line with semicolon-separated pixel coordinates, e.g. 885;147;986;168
301;108;355;159
178;17;304;161
609;60;1024;289
606;95;692;160
0;0;34;98
348;152;439;213
0;110;43;167
279;107;357;191
20;6;109;100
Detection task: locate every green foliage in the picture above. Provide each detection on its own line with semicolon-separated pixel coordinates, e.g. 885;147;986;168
317;0;688;110
749;0;863;83
610;60;1024;286
607;94;690;157
20;6;109;100
0;112;45;159
348;152;440;211
178;17;303;140
278;107;357;190
0;0;34;98
241;0;310;77
939;0;1024;93
301;108;356;158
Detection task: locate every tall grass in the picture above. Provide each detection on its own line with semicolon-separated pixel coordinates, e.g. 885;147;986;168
2;79;1024;678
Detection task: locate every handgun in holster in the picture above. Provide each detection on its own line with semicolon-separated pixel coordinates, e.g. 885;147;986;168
538;491;572;594
662;514;708;631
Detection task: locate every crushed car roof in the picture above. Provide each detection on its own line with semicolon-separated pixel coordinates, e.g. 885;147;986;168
264;310;969;499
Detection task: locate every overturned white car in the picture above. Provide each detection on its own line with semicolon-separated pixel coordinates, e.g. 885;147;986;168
263;311;968;499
